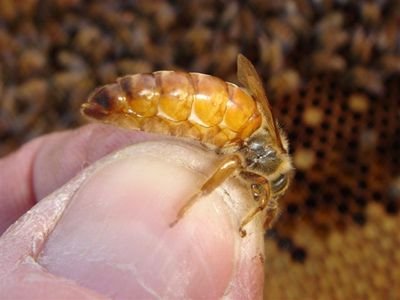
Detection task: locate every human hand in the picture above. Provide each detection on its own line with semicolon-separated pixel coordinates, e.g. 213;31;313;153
0;124;265;299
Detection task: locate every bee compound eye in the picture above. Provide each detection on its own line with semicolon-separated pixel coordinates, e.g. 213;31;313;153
271;174;288;193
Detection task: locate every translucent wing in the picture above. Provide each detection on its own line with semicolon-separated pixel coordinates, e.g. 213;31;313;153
237;54;285;152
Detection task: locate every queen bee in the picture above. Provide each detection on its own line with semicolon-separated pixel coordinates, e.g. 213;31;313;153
81;54;292;236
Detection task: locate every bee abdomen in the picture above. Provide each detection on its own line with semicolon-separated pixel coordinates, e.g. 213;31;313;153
118;73;160;118
83;71;262;146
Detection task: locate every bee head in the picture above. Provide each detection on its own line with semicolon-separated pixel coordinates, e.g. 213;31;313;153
242;133;293;196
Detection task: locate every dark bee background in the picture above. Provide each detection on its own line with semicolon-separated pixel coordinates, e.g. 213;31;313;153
1;0;399;299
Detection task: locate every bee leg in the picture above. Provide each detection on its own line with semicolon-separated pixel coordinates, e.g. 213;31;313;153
169;155;242;227
263;197;279;229
238;181;271;237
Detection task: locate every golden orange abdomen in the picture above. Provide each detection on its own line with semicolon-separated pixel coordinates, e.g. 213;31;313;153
82;71;262;147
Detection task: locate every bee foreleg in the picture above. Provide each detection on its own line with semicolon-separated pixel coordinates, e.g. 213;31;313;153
169;155;242;227
238;179;271;237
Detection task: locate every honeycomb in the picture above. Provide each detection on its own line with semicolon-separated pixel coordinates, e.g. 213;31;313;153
265;74;400;299
0;1;399;299
273;73;400;243
265;203;400;299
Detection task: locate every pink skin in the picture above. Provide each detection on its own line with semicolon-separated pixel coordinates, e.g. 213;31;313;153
0;124;265;299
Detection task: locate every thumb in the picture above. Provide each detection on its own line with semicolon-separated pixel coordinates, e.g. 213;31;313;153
0;140;265;299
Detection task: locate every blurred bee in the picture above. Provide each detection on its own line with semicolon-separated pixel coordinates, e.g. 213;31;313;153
350;66;383;95
268;69;301;97
311;50;346;72
81;54;293;236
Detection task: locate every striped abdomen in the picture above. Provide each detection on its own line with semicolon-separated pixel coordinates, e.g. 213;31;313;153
81;71;262;147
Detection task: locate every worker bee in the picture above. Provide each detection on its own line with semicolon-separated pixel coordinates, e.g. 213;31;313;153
81;54;293;236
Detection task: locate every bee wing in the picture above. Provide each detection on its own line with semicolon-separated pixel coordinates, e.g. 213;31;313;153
237;54;285;152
